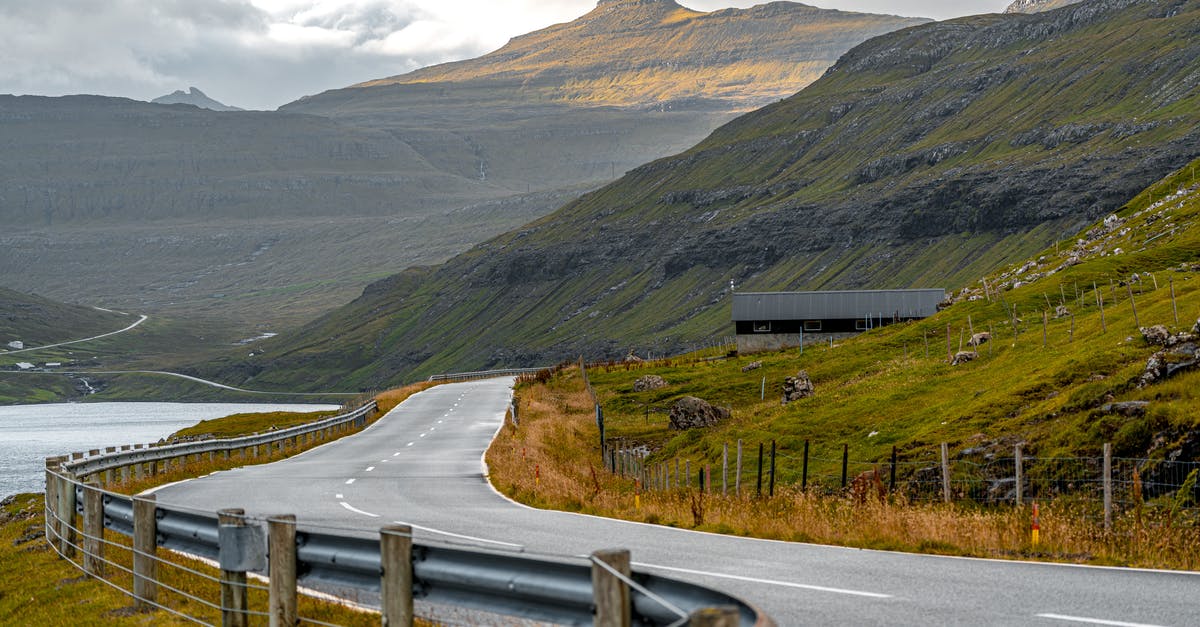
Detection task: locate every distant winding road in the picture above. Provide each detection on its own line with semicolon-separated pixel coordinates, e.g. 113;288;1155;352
2;314;148;355
153;378;1200;626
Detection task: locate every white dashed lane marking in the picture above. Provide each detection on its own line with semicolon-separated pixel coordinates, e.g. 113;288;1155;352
1035;614;1164;627
344;478;355;485
339;502;379;518
365;466;375;472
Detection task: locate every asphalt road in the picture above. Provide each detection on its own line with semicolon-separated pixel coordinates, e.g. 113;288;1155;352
153;378;1200;626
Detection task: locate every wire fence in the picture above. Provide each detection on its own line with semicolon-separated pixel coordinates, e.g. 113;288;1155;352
607;439;1200;524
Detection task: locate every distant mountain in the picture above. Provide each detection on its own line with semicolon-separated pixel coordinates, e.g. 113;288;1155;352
283;0;925;198
1004;0;1084;13
0;1;923;331
353;0;928;109
152;87;243;111
218;0;1200;390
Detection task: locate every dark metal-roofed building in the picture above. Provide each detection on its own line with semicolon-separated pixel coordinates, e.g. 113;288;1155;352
733;289;945;353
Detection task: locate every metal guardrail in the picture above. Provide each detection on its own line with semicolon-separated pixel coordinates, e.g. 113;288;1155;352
61;401;376;478
427;368;546;382
51;476;766;626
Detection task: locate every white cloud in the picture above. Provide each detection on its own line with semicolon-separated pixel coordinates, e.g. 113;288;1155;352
0;1;1008;110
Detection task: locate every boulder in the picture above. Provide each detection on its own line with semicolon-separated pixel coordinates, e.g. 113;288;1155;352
782;370;815;403
951;351;978;365
1140;325;1171;346
968;332;991;347
741;360;762;372
1099;401;1149;417
1054;305;1071;319
633;374;666;392
668;396;730;430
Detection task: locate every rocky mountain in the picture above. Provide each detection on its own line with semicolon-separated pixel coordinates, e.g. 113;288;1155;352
352;0;927;108
151;87;243;111
216;0;1200;391
1004;0;1085;13
1;1;922;330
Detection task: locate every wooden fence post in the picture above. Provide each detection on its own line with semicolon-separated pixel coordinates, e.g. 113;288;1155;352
756;444;763;497
735;440;742;496
1103;443;1113;532
801;440;810;490
592;549;631;627
722;442;728;495
941;443;952;503
380;524;413;627
219;509;249;627
840;444;849;489
269;515;298;627
133;494;158;609
83;481;105;577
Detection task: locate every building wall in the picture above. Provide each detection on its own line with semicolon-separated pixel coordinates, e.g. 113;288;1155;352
737;333;800;354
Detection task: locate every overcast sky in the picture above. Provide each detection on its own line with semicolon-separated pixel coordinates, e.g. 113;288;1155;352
0;1;1009;111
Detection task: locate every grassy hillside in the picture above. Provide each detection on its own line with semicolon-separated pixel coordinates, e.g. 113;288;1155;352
483;160;1200;568
220;0;1200;391
0;287;131;348
585;159;1200;473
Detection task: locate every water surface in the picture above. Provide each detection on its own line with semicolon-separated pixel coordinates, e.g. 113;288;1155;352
0;402;339;498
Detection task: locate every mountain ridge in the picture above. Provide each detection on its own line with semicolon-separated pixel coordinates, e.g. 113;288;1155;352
151;87;243;111
214;0;1200;391
2;3;923;332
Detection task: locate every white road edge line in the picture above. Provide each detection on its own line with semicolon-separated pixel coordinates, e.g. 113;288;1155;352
394;521;524;549
339;501;380;518
633;562;893;599
1036;614;1165;627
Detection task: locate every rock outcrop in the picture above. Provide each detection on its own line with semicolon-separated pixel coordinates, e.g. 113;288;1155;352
951;351;978;365
633;374;666;392
782;371;815;403
668;396;730;430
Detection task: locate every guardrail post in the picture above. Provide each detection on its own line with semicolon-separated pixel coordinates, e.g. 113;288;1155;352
380;524;414;627
219;508;249;627
83;480;105;577
269;515;297;627
591;548;631;627
56;469;77;558
133;494;158;609
689;607;739;626
44;457;64;551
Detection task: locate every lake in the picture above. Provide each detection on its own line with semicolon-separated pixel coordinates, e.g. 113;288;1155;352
0;402;340;498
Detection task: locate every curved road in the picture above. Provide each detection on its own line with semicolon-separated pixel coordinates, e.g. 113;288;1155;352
2;314;148;355
154;379;1199;626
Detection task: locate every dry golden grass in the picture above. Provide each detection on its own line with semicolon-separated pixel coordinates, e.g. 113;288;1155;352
489;369;1200;570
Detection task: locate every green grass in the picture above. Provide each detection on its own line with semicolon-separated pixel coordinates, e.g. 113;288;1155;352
582;159;1200;485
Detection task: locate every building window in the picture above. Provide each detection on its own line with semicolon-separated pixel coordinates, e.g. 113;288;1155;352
804;320;822;331
753;321;771;333
855;319;868;331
